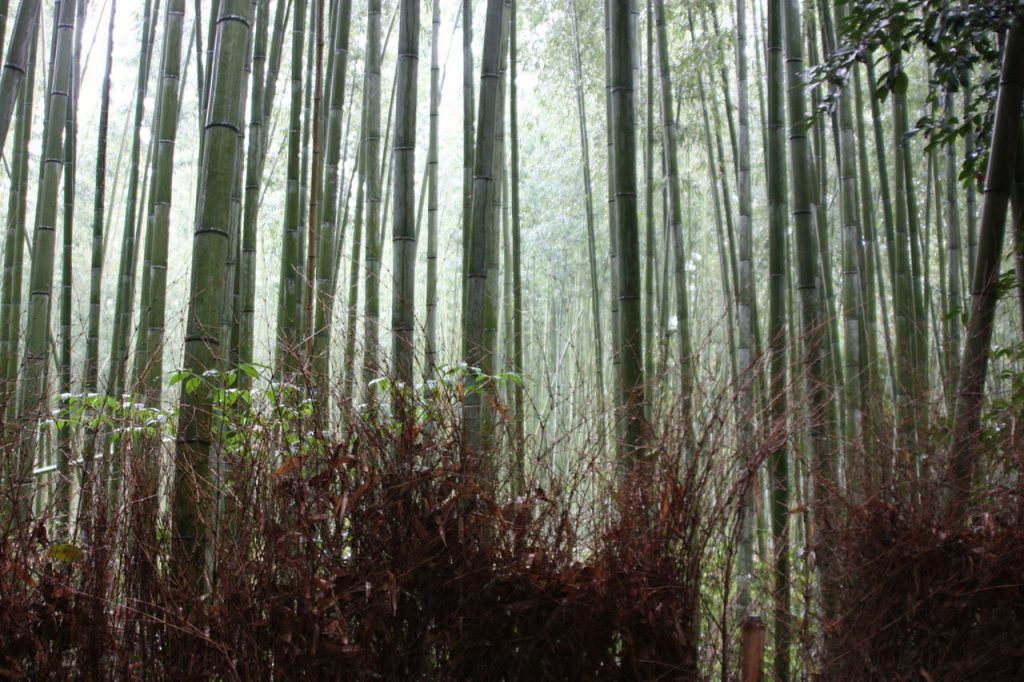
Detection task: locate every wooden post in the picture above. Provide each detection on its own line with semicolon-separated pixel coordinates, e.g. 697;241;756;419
741;615;766;682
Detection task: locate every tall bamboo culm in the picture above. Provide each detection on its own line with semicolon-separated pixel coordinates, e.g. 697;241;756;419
312;0;353;411
13;0;77;524
766;0;791;674
362;0;383;399
140;0;186;405
0;0;39;151
0;18;36;455
608;0;645;468
425;0;441;382
462;0;506;466
237;0;271;379
81;0;118;536
948;18;1024;519
569;0;607;460
391;0;420;396
172;0;252;585
275;0;306;377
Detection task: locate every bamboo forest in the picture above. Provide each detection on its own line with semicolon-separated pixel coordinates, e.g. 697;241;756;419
1;0;1023;678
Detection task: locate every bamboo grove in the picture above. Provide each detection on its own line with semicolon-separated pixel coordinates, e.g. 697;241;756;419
0;0;1023;678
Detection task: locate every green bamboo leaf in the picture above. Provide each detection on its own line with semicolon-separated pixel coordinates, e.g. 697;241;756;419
893;70;909;96
47;543;84;564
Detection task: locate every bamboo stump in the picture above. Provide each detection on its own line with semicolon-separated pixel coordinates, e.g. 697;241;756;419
741;615;766;682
